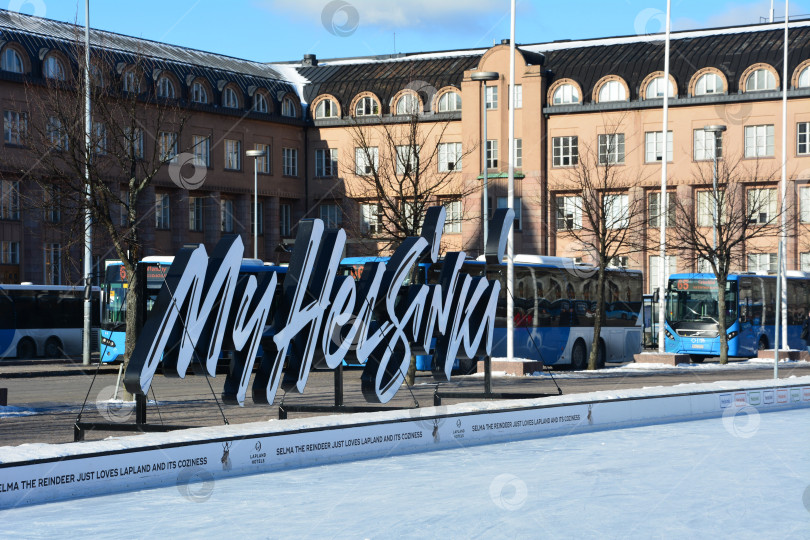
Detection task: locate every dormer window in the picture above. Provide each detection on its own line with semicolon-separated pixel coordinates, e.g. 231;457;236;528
254;92;268;113
282;96;297;117
745;68;776;92
43;56;65;80
694;73;724;95
797;66;809;88
552;84;579;105
355;96;379;116
223;87;240;108
1;48;23;73
598;80;626;102
315;98;338;119
157;75;175;99
191;81;208;103
437;91;461;112
644;77;674;99
395;93;419;115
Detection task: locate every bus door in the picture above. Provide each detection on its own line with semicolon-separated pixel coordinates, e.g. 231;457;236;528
735;278;755;355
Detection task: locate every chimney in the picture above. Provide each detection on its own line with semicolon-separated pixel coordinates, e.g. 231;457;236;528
302;54;318;67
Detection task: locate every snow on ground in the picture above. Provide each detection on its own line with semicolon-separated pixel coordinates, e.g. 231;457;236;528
1;408;807;538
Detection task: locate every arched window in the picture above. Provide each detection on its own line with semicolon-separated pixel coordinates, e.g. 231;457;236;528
314;98;337;119
355;96;379;116
598;80;626;102
552;84;579;105
191;81;208;103
694;73;723;95
223;86;240;108
254;92;268;113
437;91;461;112
157;75;175;99
89;64;104;87
281;96;297;117
745;68;776;91
644;77;674;99
1;47;23;73
43;56;65;80
798;66;810;88
122;70;141;93
395;93;419;115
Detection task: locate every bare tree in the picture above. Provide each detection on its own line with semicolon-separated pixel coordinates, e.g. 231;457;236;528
553;119;645;370
669;155;781;364
4;40;190;394
341;108;479;255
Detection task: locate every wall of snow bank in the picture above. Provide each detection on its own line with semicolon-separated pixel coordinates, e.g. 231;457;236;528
1;376;809;509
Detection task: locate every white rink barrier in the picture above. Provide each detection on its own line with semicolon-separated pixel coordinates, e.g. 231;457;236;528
1;376;809;509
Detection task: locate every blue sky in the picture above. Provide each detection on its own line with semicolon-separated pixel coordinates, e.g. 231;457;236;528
11;0;810;63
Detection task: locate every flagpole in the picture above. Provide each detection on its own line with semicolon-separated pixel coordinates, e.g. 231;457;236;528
776;0;789;378
506;0;516;360
657;0;671;353
82;0;93;366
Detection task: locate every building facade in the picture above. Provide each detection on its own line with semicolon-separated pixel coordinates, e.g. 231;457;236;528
0;11;809;292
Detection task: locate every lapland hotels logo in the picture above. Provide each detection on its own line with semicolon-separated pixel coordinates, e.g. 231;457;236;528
123;206;514;405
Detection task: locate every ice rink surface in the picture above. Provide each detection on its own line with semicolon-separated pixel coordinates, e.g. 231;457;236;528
2;408;809;539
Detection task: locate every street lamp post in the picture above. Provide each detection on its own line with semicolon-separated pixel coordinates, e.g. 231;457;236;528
246;148;265;259
704;125;726;263
470;71;499;252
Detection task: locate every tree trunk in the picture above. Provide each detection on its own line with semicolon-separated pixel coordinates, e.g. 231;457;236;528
121;266;143;401
405;353;416;386
717;276;728;365
588;266;606;370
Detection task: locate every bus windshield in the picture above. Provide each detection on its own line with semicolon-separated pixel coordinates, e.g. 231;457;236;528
666;278;737;327
101;264;169;330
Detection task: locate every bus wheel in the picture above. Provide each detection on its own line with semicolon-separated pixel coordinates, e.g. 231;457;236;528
689;355;705;363
16;339;35;359
571;341;587;371
44;337;63;359
758;337;768;351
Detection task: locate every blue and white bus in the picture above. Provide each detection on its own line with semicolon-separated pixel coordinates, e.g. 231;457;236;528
0;284;100;359
100;257;285;363
664;272;810;361
426;255;644;371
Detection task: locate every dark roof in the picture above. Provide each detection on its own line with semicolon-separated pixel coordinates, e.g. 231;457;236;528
539;25;810;100
0;9;298;106
297;54;482;112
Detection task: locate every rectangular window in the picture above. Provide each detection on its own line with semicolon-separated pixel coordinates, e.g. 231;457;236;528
125;127;143;159
747;188;777;225
799;122;810;155
283;148;298;176
224;139;241;170
189;196;204;231
552;136;578;167
605;194;629;229
355;147;378;175
159;131;177;163
315;148;338;178
644;131;673;163
252;200;264;235
694;129;722;161
221;199;234;233
497;196;521;231
193;135;210;167
556;195;582;230
512;84;522;109
649;255;677;292
93;122;107;155
0;241;19;264
801;253;810;272
485;86;498;109
396;145;419;175
0;180;20;220
744;124;774;158
255;143;270;173
598;133;625;164
748;253;777;272
648;192;675;228
697;258;713;274
609;256;629;269
443;200;462;233
320;204;340;229
45;187;60;223
438;142;462;172
4;110;26;145
361;202;381;234
44;243;61;285
513;139;522;168
280;203;291;236
486;140;498;169
155;193;170;229
801;186;810;223
696;190;726;227
47;116;68;151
